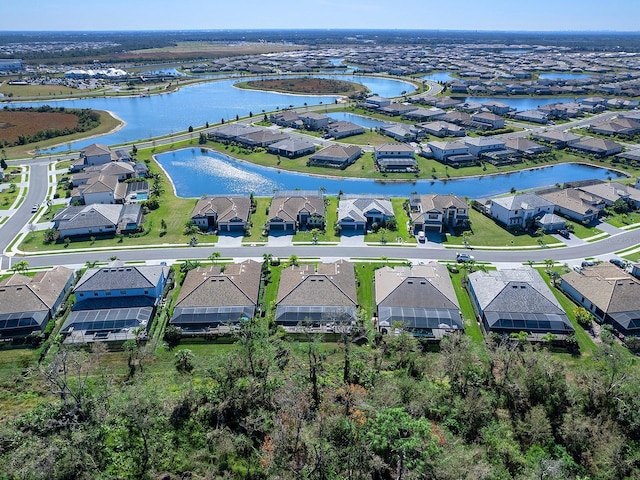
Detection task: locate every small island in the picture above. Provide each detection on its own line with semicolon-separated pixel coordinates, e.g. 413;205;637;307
236;77;369;96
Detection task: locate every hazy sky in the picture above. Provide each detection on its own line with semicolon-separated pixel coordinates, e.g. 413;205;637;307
5;0;640;32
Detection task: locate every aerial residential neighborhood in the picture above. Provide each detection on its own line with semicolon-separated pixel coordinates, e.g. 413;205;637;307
3;20;640;479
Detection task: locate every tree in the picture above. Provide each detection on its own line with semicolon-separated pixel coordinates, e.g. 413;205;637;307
184;220;199;236
163;325;182;348
12;259;29;273
288;254;299;266
188;125;194;133
543;258;554;273
365;407;439;479
208;251;221;265
131;144;137;156
160;218;167;231
174;349;195;373
574;306;594;328
198;132;207;144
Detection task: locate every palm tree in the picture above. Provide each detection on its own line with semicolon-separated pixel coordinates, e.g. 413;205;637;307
288;254;299;267
208;251;221;265
12;260;29;273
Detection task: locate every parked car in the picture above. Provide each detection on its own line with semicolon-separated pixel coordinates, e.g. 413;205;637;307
31;204;39;213
581;260;595;267
456;252;475;263
417;231;425;243
558;229;570;239
609;258;626;269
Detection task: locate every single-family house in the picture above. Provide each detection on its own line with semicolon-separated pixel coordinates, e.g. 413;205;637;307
379;103;419;117
61;261;170;343
589;117;640;137
337;196;394;232
464;137;507;157
374;143;417;172
504;137;551;156
53;203;143;238
539;188;604;224
270;110;303;128
489;193;555;229
267;137;317;158
560;264;640;335
190;195;251;232
577;182;640;208
236;129;289;148
209;124;263;143
422;121;466;138
267;190;325;231
532;131;582;147
363;95;392;109
571;138;623;157
427;140;474;165
375;263;463;338
298;112;330;130
409;193;469;233
325;121;364;139
170;260;262;333
80;143;117;167
275;260;358;329
379;123;420;142
514;110;549;124
482;101;511;115
0;266;74;339
469;267;574;336
471;112;506;129
308;144;362;169
535;213;567;233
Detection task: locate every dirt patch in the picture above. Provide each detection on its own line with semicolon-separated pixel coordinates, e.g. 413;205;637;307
241;77;369;96
0;111;78;145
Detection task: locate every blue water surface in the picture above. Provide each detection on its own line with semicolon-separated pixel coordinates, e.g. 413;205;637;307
156;148;622;198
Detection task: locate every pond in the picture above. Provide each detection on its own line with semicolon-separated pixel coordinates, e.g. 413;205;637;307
421;72;455;83
327;112;391;129
538;73;593;80
156;148;622;198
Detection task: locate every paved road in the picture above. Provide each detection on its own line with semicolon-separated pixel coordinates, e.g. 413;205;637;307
0;163;49;270
10;224;640;270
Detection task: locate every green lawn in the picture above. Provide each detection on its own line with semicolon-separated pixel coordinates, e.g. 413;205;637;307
293;196;340;243
567;221;604;239
537;268;597;362
449;270;485;346
354;262;385;320
37;203;66;223
443;209;558;248
604;211;640;228
0;185;20;210
243;197;271;243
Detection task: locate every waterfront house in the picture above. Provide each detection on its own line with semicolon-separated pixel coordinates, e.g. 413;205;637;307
235;129;289;148
337;196;394;232
209;124;263;143
409;193;469;233
427;140;473;166
374;143;417;172
325;121;364;139
190;195;251;232
539;188;604;224
267;137;317;158
504;137;550;156
531;130;582;147
375;263;463;338
267;190;325;232
488;193;554;229
308;144;362;169
571;138;623;157
471;112;506;129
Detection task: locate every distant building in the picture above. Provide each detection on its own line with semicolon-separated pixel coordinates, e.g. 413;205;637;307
0;59;23;72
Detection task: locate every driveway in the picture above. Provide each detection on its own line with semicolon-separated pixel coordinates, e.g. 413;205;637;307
339;231;366;246
596;221;625;236
216;232;244;248
268;231;294;247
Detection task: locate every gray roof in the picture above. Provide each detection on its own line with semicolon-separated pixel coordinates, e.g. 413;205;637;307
269;191;325;222
267;137;316;153
310;144;361;161
338;197;393;223
469;267;573;333
75;261;169;293
491;193;554;211
54;204;141;231
375;263;462;331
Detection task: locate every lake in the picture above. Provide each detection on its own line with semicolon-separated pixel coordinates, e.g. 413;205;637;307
7;74;415;153
156;148;622;198
327;112;391;129
538;73;593;80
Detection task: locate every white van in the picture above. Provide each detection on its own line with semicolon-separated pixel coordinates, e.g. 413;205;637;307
417;231;425;242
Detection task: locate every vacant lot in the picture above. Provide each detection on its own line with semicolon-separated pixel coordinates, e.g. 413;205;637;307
241;77;368;96
0;111;78;145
